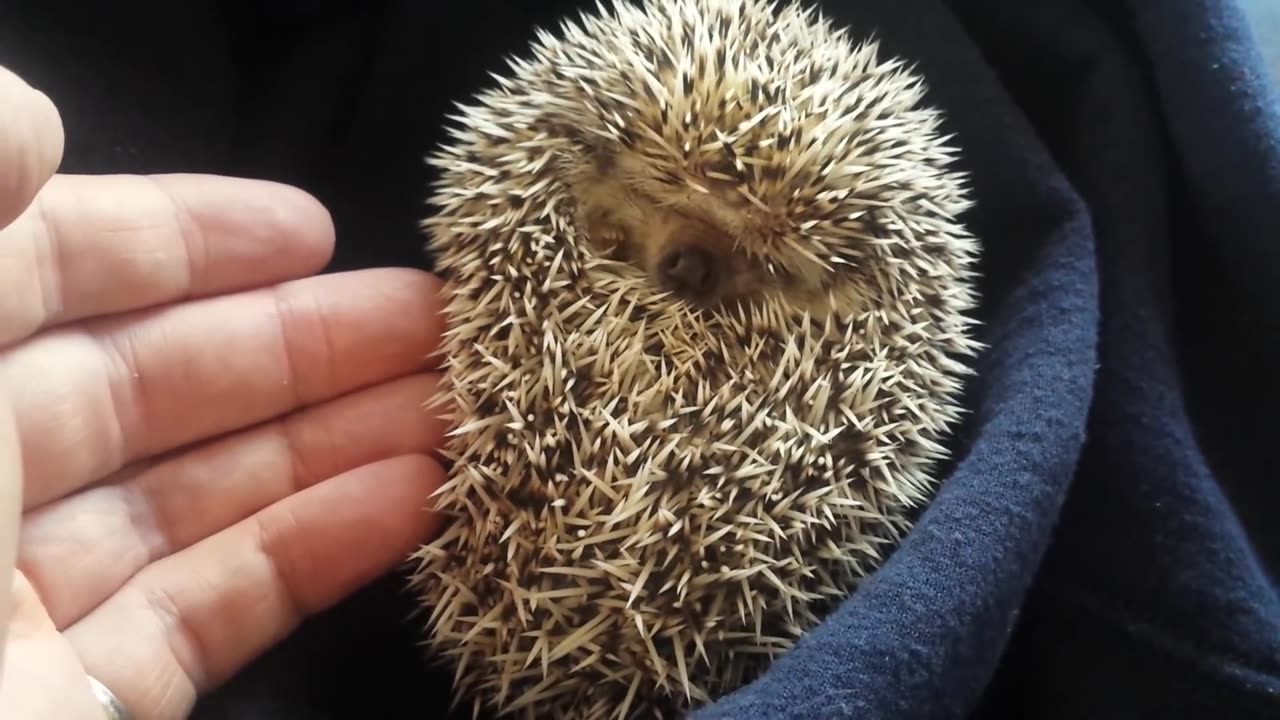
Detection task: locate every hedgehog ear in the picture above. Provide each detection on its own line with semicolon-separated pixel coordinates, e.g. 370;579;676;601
590;143;618;174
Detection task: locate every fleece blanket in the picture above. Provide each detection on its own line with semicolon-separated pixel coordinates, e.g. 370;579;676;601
1;0;1276;717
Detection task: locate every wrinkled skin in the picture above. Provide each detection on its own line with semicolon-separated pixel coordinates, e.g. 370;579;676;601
0;63;450;719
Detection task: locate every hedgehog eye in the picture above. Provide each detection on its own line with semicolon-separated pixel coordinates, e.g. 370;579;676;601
590;223;633;261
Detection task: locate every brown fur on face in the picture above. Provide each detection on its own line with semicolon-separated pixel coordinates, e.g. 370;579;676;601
575;176;758;305
562;145;835;314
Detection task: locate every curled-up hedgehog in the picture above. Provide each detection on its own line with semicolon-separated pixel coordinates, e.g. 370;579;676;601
408;0;983;717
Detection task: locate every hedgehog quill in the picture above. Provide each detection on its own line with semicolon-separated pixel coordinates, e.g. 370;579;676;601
408;0;983;718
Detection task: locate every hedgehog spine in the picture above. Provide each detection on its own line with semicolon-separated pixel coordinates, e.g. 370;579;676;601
409;1;982;718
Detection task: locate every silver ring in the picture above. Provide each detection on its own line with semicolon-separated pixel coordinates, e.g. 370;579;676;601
87;675;132;720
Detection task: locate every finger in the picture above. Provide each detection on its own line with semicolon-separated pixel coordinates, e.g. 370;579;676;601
0;66;63;232
0;173;335;348
0;571;103;720
0;398;23;672
20;372;446;629
6;267;445;510
64;454;444;720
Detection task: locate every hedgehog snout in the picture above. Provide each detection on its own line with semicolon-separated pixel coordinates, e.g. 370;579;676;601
658;245;718;299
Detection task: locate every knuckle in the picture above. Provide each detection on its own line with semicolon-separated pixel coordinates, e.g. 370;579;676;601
0;66;64;232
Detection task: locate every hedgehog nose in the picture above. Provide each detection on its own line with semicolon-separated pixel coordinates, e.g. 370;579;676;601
659;246;716;296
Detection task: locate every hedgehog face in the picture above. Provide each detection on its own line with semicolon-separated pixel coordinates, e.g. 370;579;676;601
569;163;761;308
566;147;833;314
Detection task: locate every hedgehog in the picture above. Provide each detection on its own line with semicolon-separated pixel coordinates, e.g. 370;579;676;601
406;0;983;718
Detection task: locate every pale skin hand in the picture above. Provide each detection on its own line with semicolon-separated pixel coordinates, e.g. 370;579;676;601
0;65;447;718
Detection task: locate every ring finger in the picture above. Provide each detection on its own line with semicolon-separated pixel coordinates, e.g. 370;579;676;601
18;371;448;630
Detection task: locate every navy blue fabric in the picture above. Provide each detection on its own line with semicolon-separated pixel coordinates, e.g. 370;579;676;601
0;0;1276;718
697;2;1280;718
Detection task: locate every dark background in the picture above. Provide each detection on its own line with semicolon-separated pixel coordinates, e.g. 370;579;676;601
1;1;1277;718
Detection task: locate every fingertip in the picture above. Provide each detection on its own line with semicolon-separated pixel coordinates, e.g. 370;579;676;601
393;268;447;368
0;66;64;232
260;453;446;616
261;180;337;273
199;174;337;266
385;267;447;356
149;174;338;291
376;453;448;539
344;453;447;558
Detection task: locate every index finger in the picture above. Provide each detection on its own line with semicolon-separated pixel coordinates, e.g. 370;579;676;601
0;66;63;232
0;173;337;348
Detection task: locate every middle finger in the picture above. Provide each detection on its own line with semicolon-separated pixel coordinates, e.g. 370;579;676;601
4;267;444;510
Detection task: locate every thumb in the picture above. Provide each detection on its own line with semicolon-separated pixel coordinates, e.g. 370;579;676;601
0;65;64;232
0;404;23;706
0;62;62;671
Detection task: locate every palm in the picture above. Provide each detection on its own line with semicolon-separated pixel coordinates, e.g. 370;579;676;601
0;69;446;719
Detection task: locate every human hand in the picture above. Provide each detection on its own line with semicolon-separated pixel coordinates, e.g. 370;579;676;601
0;65;447;719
